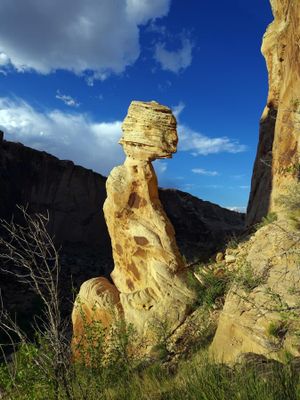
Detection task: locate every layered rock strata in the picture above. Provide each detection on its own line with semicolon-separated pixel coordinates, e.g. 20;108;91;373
72;101;196;346
246;0;300;226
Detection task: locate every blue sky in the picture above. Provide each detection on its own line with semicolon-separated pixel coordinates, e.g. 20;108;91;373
0;0;273;212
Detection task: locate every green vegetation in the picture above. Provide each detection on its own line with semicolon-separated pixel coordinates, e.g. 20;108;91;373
291;98;300;112
1;208;300;399
1;345;300;400
234;261;266;292
255;212;278;230
188;268;231;309
267;320;288;339
226;234;240;250
276;182;300;230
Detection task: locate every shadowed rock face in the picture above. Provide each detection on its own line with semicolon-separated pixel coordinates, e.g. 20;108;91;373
246;0;300;226
0;132;109;249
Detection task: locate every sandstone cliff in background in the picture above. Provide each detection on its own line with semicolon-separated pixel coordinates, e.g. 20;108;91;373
246;0;300;226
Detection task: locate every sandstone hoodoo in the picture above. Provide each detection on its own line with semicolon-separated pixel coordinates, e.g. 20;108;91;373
72;101;196;348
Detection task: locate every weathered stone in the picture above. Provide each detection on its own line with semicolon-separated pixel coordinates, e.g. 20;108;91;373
225;255;236;264
247;0;300;226
216;252;224;263
73;101;196;346
211;0;300;365
210;221;300;363
71;277;122;360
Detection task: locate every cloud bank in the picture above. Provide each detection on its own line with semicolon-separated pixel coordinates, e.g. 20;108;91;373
178;124;247;155
154;38;193;73
0;0;170;79
192;168;219;176
0;97;247;176
0;97;123;175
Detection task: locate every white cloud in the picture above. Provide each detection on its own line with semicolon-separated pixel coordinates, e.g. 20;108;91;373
56;91;80;107
154;38;193;73
192;168;219;176
154;160;167;174
172;101;185;120
0;97;124;175
0;52;9;66
0;0;170;79
205;184;223;189
178;124;247;155
239;185;250;190
126;0;171;25
226;206;246;213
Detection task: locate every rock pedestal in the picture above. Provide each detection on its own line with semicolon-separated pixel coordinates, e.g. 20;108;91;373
72;101;195;349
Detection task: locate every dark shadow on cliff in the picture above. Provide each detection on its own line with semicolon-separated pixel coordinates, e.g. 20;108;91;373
246;104;277;227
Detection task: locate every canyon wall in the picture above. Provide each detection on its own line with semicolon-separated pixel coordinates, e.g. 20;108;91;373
211;0;300;363
246;0;300;226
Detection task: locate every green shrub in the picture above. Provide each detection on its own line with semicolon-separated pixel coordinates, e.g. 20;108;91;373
276;182;300;230
188;268;232;309
255;212;278;230
234;261;265;292
226;234;240;249
267;320;288;339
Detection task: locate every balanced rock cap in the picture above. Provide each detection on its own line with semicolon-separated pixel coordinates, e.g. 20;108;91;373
120;101;178;156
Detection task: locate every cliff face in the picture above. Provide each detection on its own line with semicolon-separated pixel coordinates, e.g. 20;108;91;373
210;1;300;363
246;0;300;226
0;133;110;249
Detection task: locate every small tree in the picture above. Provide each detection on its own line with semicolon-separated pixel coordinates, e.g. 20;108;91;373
0;207;73;399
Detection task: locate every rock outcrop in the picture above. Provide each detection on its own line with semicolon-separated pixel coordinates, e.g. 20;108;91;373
246;0;300;226
210;220;300;363
73;101;196;347
211;0;300;363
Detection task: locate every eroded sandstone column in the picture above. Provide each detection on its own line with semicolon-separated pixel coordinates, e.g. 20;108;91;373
72;101;195;348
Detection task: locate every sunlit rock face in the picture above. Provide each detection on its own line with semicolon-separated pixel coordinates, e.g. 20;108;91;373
210;1;300;364
72;101;195;348
246;0;300;226
210;220;300;363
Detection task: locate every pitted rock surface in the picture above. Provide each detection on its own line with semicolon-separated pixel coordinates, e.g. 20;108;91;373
73;101;196;347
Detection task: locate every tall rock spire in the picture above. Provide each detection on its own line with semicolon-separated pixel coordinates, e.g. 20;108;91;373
72;101;195;352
